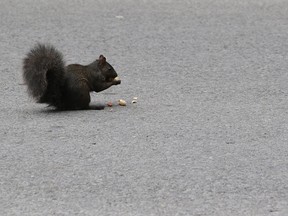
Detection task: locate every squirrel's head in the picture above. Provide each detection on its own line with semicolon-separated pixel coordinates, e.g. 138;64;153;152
98;55;118;82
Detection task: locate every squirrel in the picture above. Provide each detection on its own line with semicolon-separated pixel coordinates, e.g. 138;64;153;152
23;43;121;110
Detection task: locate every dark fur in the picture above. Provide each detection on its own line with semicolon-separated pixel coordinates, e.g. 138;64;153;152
23;44;120;110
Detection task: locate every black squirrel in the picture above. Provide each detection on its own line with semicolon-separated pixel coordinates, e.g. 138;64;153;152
23;43;121;110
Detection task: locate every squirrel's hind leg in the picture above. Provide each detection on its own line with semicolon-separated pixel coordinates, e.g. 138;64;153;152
62;88;91;110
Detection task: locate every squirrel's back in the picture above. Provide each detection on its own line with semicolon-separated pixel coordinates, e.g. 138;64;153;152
23;44;66;108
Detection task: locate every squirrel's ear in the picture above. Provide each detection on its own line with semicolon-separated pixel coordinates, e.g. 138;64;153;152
99;55;106;65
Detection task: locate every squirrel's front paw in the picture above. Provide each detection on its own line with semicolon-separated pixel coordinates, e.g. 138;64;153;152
114;80;121;85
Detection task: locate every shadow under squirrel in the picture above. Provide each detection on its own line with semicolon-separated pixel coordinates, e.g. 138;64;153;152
23;43;121;110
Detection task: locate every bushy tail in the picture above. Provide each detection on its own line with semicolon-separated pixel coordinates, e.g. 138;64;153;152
23;43;66;108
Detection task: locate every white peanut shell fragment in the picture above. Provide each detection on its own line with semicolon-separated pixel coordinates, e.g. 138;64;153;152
131;97;138;104
114;76;120;81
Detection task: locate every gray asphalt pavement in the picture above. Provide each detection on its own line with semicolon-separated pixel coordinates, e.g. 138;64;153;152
1;0;288;215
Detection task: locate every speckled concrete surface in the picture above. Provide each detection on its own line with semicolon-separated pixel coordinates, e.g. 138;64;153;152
1;0;288;215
